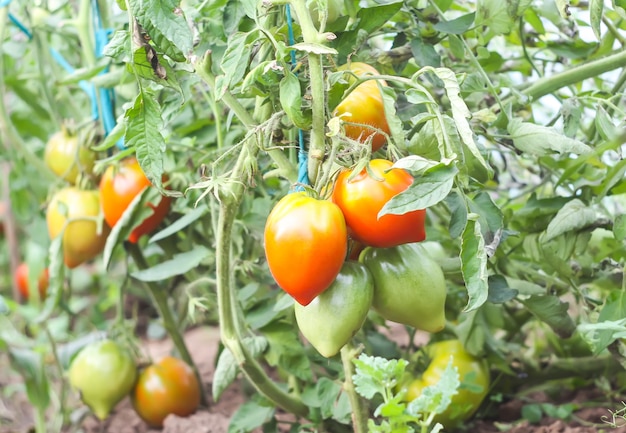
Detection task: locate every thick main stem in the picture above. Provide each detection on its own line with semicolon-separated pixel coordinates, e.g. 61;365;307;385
216;196;308;417
340;344;368;433
126;242;207;406
521;49;626;102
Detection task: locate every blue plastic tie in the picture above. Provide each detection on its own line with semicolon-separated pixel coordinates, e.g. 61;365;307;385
92;0;124;150
285;5;308;191
7;9;97;117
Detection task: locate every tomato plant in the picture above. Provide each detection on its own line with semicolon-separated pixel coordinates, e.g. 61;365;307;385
14;263;48;300
332;159;426;248
333;63;390;152
99;157;171;244
44;129;95;185
3;1;626;432
361;242;446;333
401;340;490;429
46;187;110;268
264;192;347;306
132;356;201;427
294;261;374;357
68;339;137;420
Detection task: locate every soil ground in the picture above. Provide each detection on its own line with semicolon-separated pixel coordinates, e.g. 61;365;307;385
1;325;626;433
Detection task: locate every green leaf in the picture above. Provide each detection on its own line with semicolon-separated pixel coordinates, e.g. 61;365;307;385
487;275;518;303
590;0;604;40
36;234;65;323
301;378;344;419
223;0;250;34
102;187;154;270
228;400;275;433
406;359;460;415
213;336;267;400
149;205;208;243
410;37;441;68
591;290;626;354
560;98;582;138
128;46;182;93
507;118;592;156
130;0;193;61
131;246;211;282
445;191;468;239
125;91;168;194
103;30;130;60
476;0;513;35
469;191;504;236
279;70;311;130
291;42;338;55
544;199;595;242
433;12;475;34
352;354;408;400
555;0;571;18
8;348;50;410
379;164;457;217
461;217;489;312
262;322;312;381
382;85;405;148
614;214;626;241
218;32;253;96
431;68;491;174
521;295;576;338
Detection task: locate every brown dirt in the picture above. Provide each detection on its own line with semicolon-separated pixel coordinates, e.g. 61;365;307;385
2;325;626;433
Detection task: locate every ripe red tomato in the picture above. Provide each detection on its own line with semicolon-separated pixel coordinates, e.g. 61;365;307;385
132;356;201;427
0;201;6;236
264;192;348;306
15;263;49;300
44;129;95;184
333;62;390;152
331;159;426;248
99;157;171;244
46;187;111;268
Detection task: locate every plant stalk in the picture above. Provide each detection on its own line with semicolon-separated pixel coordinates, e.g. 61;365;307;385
195;52;298;183
340;343;368;433
289;0;327;185
521;49;626;102
126;242;207;406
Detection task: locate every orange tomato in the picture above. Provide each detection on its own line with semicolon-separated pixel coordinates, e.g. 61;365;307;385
332;159;426;248
333;62;390;152
132;356;201;427
99;157;171;243
264;192;348;306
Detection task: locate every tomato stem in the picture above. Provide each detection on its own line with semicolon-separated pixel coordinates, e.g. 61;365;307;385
340;343;369;433
288;0;327;186
195;52;298;183
126;242;207;407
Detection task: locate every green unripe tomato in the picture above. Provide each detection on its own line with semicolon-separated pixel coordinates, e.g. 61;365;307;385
68;339;137;420
401;340;490;429
44;129;95;184
295;261;374;357
361;242;447;333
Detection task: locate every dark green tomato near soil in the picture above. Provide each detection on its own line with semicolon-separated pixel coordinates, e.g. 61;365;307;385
361;242;447;333
294;261;374;357
68;339;137;420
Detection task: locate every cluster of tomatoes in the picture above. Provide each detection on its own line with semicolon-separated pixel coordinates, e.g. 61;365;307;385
14;129;170;301
68;339;201;427
264;63;439;337
264;63;491;428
